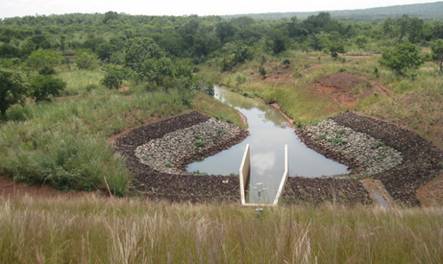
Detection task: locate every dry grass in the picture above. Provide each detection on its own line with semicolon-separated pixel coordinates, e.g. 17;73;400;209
0;196;442;263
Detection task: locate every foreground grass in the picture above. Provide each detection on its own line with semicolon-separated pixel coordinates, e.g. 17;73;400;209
0;196;442;263
0;69;242;195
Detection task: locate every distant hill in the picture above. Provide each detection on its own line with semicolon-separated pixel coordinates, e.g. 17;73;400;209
225;1;443;20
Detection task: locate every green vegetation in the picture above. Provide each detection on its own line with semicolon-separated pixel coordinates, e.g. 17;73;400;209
26;49;63;72
431;39;443;73
380;42;423;76
0;5;442;262
0;196;442;263
30;75;66;101
0;69;28;115
75;50;99;70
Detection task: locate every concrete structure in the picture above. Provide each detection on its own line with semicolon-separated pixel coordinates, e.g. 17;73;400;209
239;144;288;207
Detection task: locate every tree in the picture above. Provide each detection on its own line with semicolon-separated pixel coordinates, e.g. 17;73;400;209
103;11;119;23
0;69;28;115
21;33;52;55
329;42;345;59
268;31;287;54
76;50;99;69
355;35;368;49
221;42;252;71
380;42;423;76
215;21;236;44
0;43;21;58
101;65;127;89
27;49;63;72
431;39;443;73
30;75;66;101
125;37;164;74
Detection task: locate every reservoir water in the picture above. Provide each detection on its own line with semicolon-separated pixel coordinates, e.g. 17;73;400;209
186;86;348;203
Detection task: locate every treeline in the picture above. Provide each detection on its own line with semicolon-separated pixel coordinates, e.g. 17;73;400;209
1;12;443;115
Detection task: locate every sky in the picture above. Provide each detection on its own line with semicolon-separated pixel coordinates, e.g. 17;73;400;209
0;0;439;18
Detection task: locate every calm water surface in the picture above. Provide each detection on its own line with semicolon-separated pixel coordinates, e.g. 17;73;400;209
186;86;348;203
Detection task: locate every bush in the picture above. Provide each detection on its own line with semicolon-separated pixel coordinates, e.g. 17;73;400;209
27;49;63;72
76;50;99;69
101;65;128;89
30;75;66;101
38;66;56;75
258;66;267;79
431;39;443;73
0;68;28;115
220;42;252;71
380;42;423;76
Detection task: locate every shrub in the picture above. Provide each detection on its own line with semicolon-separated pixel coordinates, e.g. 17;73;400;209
0;68;28;115
38;66;56;75
258;66;267;79
30;75;66;101
380;42;423;76
220;42;252;71
101;65;127;89
27;49;63;72
431;39;443;73
76;50;99;69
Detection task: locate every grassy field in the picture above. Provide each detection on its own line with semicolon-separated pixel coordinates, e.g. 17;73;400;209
0;69;242;195
0;195;442;263
201;51;443;148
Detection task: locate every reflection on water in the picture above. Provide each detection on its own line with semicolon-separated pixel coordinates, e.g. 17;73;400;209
186;86;349;203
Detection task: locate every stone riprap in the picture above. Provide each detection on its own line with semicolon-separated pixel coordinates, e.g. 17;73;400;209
135;118;244;174
303;119;403;176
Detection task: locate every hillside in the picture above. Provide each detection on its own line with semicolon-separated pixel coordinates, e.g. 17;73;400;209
225;1;443;20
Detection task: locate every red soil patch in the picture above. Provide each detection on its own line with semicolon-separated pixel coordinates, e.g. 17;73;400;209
313;72;378;108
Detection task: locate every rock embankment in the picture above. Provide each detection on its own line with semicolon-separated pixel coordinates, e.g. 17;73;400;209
332;112;443;206
303;119;403;176
294;111;442;206
135;118;244;174
114;112;246;203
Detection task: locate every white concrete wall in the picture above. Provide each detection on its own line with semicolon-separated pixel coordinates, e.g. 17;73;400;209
239;144;288;207
239;144;250;205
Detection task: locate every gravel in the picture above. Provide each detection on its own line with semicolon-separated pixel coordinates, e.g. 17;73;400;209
135;118;244;174
303;119;403;176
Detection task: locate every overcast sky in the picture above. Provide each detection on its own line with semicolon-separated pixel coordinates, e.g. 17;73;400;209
0;0;439;18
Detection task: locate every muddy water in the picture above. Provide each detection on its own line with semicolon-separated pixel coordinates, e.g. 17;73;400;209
186;86;348;203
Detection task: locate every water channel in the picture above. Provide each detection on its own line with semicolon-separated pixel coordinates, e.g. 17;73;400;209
186;86;348;203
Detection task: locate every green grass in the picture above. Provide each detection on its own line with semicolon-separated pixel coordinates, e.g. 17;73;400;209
192;92;246;128
0;65;245;195
0;88;189;195
0;68;244;195
204;51;443;148
56;67;105;96
0;196;442;263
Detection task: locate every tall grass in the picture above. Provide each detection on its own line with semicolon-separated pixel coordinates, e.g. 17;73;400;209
0;69;194;195
0;88;189;195
0;66;245;195
0;196;442;263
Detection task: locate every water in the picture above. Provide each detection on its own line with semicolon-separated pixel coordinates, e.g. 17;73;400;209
186;86;348;203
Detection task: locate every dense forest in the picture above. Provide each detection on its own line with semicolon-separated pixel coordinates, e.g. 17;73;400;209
1;11;443;99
